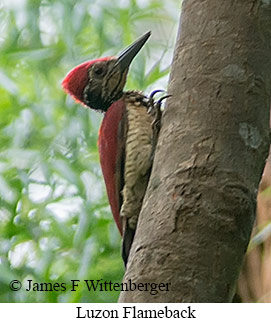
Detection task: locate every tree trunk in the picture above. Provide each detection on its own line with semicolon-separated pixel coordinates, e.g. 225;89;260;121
119;0;271;302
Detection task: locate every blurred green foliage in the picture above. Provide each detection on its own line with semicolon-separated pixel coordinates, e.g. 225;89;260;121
0;0;178;302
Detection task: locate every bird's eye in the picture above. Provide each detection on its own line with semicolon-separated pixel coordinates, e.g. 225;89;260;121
93;66;104;76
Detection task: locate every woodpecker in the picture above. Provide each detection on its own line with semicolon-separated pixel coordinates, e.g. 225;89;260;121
62;32;165;265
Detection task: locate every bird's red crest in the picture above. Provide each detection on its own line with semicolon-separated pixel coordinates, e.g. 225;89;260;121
62;57;112;104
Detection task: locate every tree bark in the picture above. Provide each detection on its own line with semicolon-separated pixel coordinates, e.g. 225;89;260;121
119;0;271;302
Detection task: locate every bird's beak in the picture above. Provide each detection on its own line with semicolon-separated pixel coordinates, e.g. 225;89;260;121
116;31;151;72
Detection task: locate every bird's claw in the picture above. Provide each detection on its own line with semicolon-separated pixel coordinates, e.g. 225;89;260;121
150;89;166;99
156;94;172;106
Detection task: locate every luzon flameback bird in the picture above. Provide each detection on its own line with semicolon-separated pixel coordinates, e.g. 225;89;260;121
62;31;168;265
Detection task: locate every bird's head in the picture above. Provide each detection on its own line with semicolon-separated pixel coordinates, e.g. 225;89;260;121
62;31;151;112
